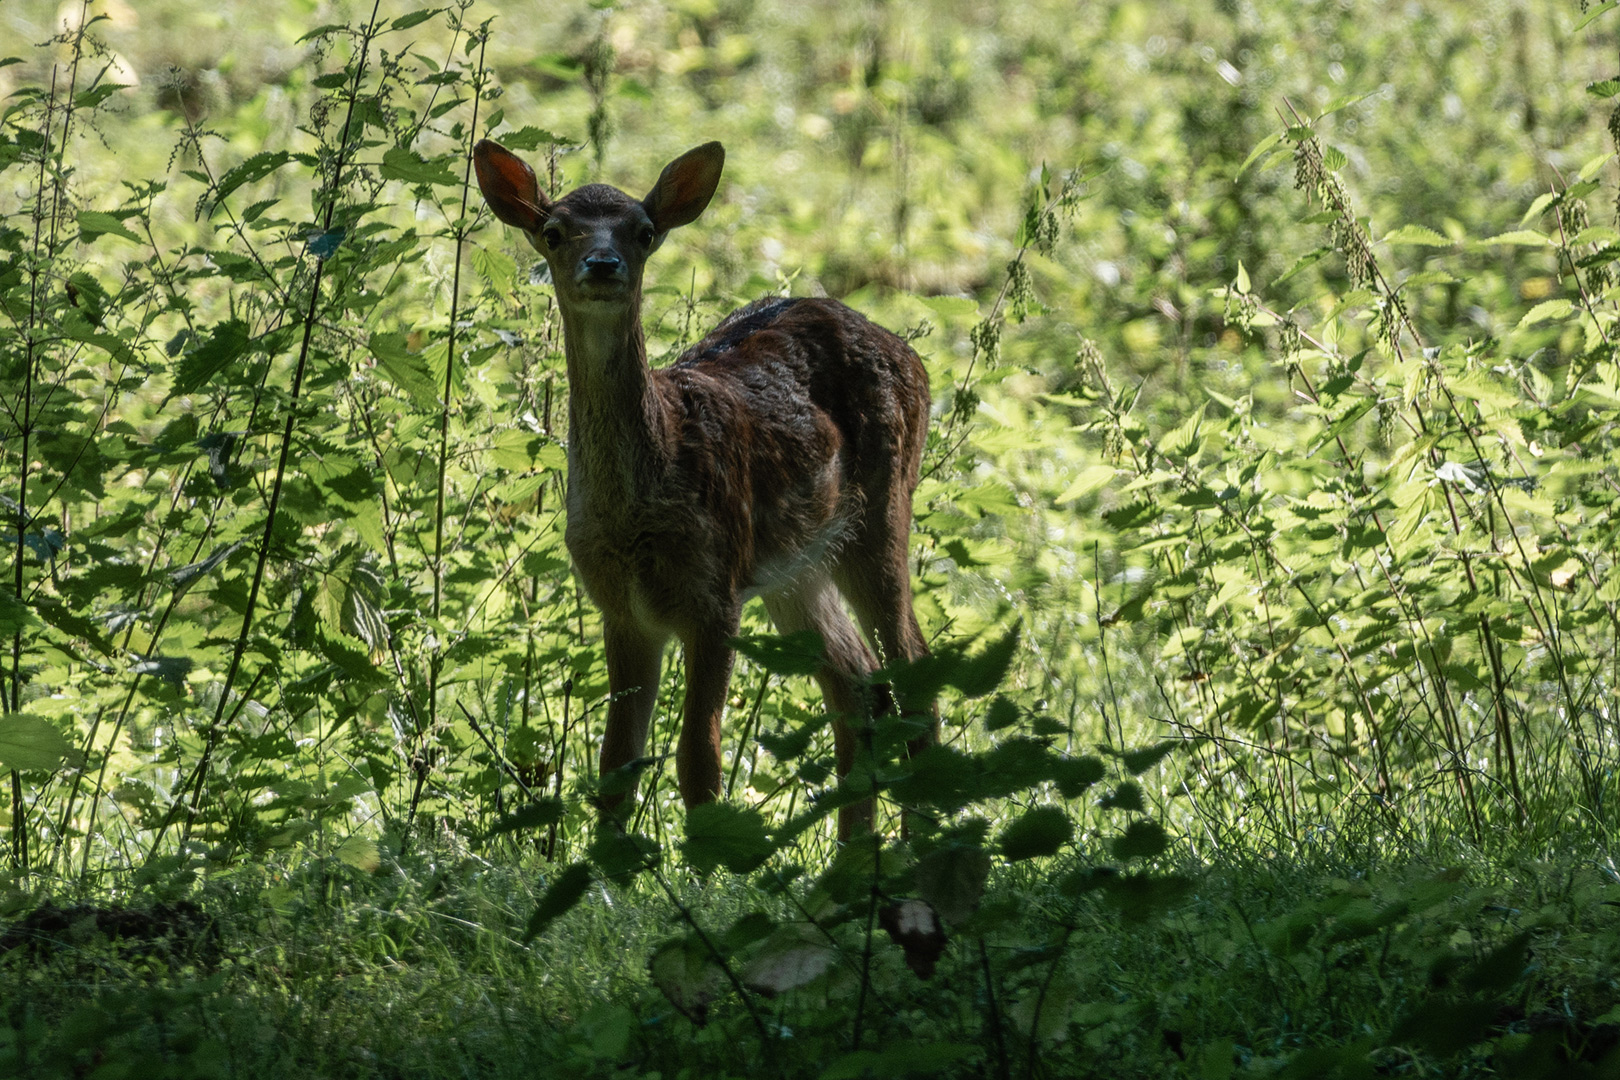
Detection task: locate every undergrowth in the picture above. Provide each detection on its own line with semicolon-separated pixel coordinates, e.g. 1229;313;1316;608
1;1;1619;1077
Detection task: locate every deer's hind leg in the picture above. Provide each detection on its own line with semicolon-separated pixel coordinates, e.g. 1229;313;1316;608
763;573;880;838
833;498;938;750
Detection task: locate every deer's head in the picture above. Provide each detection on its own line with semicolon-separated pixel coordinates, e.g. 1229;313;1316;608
474;140;725;311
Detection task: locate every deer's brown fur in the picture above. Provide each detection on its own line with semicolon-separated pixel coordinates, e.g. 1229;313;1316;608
474;139;934;834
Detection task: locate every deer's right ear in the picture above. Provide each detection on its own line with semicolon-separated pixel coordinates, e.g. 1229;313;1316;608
474;140;551;233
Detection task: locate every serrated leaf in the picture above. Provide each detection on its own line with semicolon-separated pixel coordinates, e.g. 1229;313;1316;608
202;150;292;217
1236;130;1284;178
1575;2;1620;32
742;930;837;996
525;862;592;939
390;7;443;30
170;319;252;399
1055;464;1116;505
731;630;825;677
1099;781;1145;812
486;798;565;835
1381;224;1451;247
75;210;141;244
380;145;459;186
1517;298;1576;329
682;801;774;875
0;714;72;771
1478;229;1551;247
648;936;725;1026
368;331;439;406
335;835;381;872
1111;819;1169;859
998;805;1073;862
1119;740;1181;775
1520;191;1560;225
168;540;244;597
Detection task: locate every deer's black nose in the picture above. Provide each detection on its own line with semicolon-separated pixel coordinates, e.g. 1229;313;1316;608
582;253;623;279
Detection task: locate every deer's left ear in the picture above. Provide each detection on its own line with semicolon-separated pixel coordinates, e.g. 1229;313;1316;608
643;142;725;234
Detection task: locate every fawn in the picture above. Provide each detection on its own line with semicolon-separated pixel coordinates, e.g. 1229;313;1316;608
473;138;935;836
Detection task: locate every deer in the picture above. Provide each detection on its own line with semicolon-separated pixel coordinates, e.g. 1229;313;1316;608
472;137;936;838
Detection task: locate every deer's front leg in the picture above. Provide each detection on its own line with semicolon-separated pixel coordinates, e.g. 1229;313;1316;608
675;626;738;809
599;620;666;813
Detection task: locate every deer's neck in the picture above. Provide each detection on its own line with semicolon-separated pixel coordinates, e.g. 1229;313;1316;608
560;301;671;506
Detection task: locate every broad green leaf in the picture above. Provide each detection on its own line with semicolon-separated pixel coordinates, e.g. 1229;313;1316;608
169;319;252;398
1516;299;1576;329
76;210;141;244
202;150;292;216
390;7;444;30
1381;224;1450;246
1236;130;1284;178
1111;819;1169;859
682;802;774;875
914;843;991;924
1476;229;1551;247
335;835;381;872
380;145;459;186
998;805;1072;861
524;862;592;940
731;630;825;677
368;331;439;406
0;715;73;771
648;936;725;1026
486;798;566;835
1055;464;1117;504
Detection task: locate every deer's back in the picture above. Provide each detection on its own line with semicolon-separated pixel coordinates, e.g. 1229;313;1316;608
667;297;930;487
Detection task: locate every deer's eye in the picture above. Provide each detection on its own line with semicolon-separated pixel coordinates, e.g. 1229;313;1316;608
540;224;564;249
637;225;656;248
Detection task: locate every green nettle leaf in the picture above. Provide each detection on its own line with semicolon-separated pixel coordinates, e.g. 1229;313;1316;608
0;588;36;636
983;695;1020;731
368;331;439;406
169;319;253;398
497;125;576;151
1111;819;1169;860
1099;782;1145;813
75;209;142;244
887;625;1020;702
524;862;592;940
588;827;659;882
486;798;566;835
1049;755;1105;798
1381;224;1451;247
380;145;459;187
731;630;825;677
201;150;293;217
335;835;381;872
390;7;444;30
682;802;774;875
1516;299;1576;329
0;714;73;771
914;842;992;924
1055;463;1116;504
168;540;245;599
998;805;1073;861
648;937;726;1027
742;927;838;997
1118;740;1181;775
